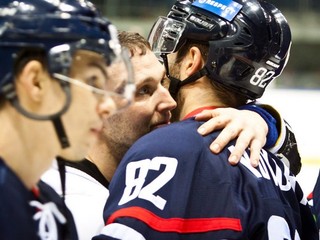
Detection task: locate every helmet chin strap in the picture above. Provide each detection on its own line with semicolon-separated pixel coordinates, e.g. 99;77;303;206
168;67;209;98
1;79;72;149
162;54;209;99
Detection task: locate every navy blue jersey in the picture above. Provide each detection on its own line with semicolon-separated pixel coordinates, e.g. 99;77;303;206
94;118;317;240
310;170;320;230
0;158;78;240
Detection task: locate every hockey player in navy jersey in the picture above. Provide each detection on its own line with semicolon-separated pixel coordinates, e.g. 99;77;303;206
0;0;134;239
308;171;320;230
94;0;317;239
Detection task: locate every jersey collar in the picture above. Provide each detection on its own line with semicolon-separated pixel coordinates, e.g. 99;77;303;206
183;106;219;120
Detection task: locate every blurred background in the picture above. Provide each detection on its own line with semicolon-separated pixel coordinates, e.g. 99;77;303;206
92;0;320;194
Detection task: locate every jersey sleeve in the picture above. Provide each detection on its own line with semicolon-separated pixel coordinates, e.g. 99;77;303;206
309;170;320;229
258;103;302;175
240;102;302;175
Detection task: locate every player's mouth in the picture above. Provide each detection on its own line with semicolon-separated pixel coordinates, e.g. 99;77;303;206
90;122;103;135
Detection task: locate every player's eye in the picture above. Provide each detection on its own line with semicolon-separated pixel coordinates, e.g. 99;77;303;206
136;86;151;96
86;75;102;89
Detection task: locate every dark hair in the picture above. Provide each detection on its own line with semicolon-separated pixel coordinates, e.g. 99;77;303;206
14;48;48;77
0;48;47;108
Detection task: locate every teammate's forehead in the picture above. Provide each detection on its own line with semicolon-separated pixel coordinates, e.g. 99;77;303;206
72;50;106;72
74;50;104;61
131;49;165;85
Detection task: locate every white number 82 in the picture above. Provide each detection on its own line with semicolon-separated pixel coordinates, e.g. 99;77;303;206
250;67;275;88
118;157;178;210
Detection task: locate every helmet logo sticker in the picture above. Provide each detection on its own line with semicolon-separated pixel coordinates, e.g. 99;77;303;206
266;60;280;69
192;0;243;21
188;15;215;30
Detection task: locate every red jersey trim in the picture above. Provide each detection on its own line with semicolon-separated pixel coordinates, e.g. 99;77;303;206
307;192;313;200
32;186;40;198
183;106;220;120
106;206;242;233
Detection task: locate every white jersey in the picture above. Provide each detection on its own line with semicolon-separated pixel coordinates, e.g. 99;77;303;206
42;158;109;240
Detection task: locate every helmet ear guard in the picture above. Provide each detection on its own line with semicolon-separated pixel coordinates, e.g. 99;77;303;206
149;0;292;100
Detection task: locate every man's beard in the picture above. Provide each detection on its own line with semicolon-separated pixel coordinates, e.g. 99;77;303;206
100;113;133;164
169;62;183;122
170;94;183;122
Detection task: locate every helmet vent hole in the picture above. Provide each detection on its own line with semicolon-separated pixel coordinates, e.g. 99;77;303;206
242;27;252;37
233;27;253;46
170;5;189;18
234;42;244;46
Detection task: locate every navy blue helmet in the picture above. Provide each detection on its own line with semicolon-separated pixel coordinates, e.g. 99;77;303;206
0;0;134;148
0;0;125;99
148;0;292;99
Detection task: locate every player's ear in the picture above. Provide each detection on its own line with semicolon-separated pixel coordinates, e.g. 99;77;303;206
17;60;46;102
185;46;203;77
